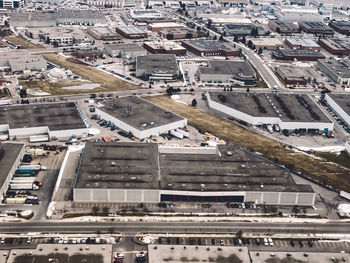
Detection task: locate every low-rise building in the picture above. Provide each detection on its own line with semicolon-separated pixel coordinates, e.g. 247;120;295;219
0;53;47;72
181;40;240;57
325;94;350;127
276;66;307;85
318;38;350;56
272;49;325;61
207;92;333;132
76;49;104;59
285;38;320;51
95;96;187;140
0;102;88;140
299;21;334;35
115;25;147;39
0;0;24;8
136;54;180;81
148;22;184;32
248;38;283;50
143;41;186;56
87;27;121;40
0;144;25;202
268;20;300;34
73;141;315;206
197;60;257;86
224;24;266;36
317;59;350;85
158;28;205;40
104;43;146;58
329;21;350;36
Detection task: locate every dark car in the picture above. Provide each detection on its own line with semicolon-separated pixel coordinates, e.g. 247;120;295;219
290;240;295;247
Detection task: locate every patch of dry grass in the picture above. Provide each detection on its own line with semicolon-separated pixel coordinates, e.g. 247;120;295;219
4;36;44;49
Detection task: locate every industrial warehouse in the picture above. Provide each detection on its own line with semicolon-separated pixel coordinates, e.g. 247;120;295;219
94;96;187;139
197;60;257;86
181;40;240;57
0;102;88;140
0;143;25;201
207;92;333;132
73;142;316;206
325;94;350;127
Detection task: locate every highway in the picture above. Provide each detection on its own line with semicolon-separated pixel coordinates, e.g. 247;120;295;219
0;221;349;235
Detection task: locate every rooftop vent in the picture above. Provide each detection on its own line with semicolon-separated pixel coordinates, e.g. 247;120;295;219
111;161;116;166
226;151;232;156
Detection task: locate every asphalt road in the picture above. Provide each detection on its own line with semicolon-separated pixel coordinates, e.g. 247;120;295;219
1;221;349;235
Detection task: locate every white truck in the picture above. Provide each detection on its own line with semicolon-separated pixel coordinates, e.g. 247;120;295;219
5;197;26;204
18;164;47;171
11;177;36;184
9;183;39;190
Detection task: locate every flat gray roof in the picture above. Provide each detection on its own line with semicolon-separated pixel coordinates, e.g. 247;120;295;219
136;54;179;75
98;96;184;130
0;143;23;191
286;38;319;47
75;142;159;189
75;142;313;193
104;43;145;52
117;25;145;35
318;59;350;79
182;39;237;52
209;92;331;123
199;60;257;82
0;102;86;131
328;94;350;116
319;38;350;51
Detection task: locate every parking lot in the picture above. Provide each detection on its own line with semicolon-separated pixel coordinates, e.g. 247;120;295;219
155;236;350;252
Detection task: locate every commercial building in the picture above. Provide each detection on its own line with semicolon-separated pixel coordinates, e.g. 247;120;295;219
272;49;325;61
276;66;307;85
197;60;257;86
148;22;184;32
271;5;322;23
0;143;25;202
130;9;163;20
207;92;333;132
317;38;350;56
0;102;88;140
25;27;87;46
299;22;334;35
115;25;147;39
75;49;104;59
0;0;24;8
9;10;106;27
73;142;315;206
95;96;187;140
0;54;47;72
87;27;120;40
329;21;350;36
248;38;283;50
181;40;240;57
104;43;146;58
325;94;350;127
136;54;179;81
285;38;320;51
158;28;205;40
143;41;186;56
86;0;123;8
317;59;350;85
268;20;300;34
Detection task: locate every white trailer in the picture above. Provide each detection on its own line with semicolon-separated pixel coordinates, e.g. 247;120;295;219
11;177;36;183
5;197;26;204
25;148;47;157
18;165;47;171
29;135;50;143
176;128;189;138
340;191;350;201
170;130;184;139
9;183;39;190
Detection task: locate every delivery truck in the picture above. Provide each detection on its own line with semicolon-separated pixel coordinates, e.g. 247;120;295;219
9;183;39;190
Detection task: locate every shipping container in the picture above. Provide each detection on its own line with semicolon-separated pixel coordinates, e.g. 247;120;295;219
18;165;46;171
5;197;26;204
9;183;39;190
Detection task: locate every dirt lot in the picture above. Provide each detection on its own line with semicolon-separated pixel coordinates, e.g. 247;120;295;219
4;36;44;49
145;96;350;192
42;53;138;92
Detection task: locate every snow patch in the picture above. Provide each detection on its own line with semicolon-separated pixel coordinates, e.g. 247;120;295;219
88;128;100;135
338;204;350;217
297;145;345;153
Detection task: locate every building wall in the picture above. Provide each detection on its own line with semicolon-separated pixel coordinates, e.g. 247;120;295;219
9;126;49;139
95;108;187;139
74;188;315;205
325;94;350;126
49;127;89;139
318;39;350;55
278;120;333;131
0;144;25;201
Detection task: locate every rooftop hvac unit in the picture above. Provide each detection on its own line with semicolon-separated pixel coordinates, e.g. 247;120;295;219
111;161;116;166
130;177;136;180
